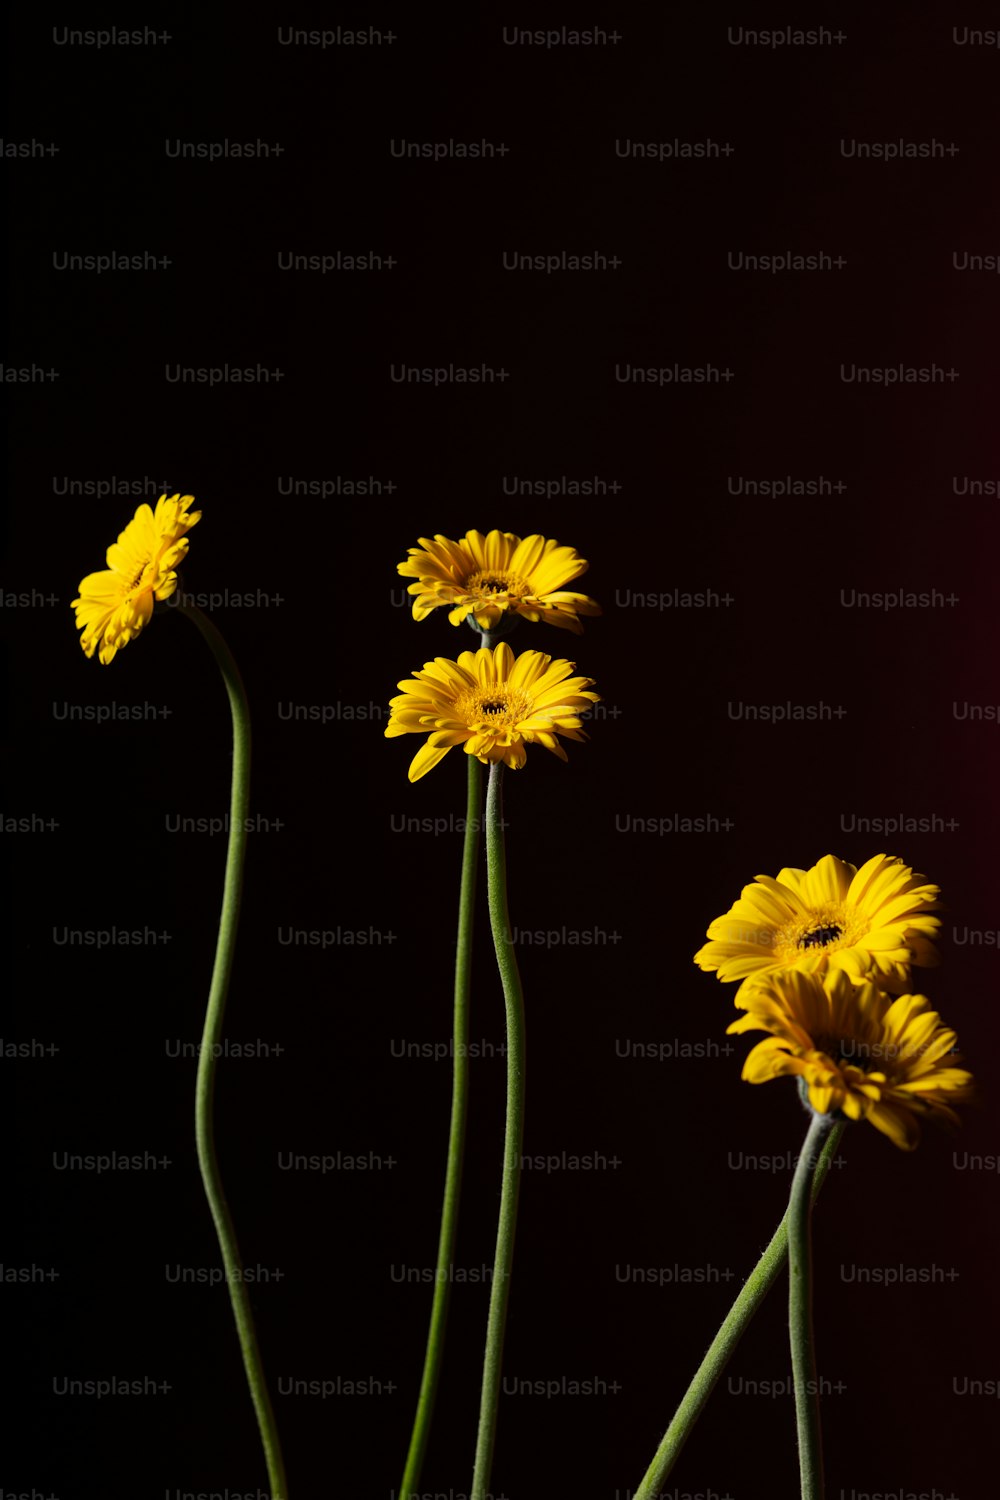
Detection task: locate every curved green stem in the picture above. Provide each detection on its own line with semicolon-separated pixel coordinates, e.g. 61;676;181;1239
470;762;526;1500
789;1111;835;1500
399;755;483;1497
632;1120;846;1500
179;603;289;1500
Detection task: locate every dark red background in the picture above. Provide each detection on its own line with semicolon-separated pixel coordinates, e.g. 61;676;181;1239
4;11;998;1499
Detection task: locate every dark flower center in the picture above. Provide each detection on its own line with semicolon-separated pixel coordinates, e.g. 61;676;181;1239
479;700;505;714
465;567;529;600
814;1032;856;1067
469;571;511;593
798;924;843;949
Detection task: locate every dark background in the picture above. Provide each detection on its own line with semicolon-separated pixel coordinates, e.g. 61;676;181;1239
4;10;998;1499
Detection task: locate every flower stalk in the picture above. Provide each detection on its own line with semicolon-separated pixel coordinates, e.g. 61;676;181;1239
399;753;483;1496
180;603;289;1500
632;1120;846;1499
788;1109;835;1500
470;762;527;1500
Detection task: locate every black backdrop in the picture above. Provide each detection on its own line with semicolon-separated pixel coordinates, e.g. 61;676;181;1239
4;10;999;1499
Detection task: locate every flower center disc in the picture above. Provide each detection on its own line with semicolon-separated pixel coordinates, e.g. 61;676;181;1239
798;924;844;949
460;684;533;733
126;560;155;597
772;902;869;963
464;568;529;602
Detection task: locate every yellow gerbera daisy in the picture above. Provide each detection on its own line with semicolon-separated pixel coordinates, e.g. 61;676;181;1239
385;641;600;781
727;968;973;1150
694;854;941;1000
72;494;201;664
397;529;601;634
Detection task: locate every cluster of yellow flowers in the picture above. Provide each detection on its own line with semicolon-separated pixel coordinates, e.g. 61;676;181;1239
386;529;602;782
71;506;974;1150
695;855;974;1149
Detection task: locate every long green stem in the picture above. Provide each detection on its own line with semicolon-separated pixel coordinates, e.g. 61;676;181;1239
399;755;483;1497
180;604;289;1500
470;762;526;1500
632;1120;846;1499
788;1110;834;1500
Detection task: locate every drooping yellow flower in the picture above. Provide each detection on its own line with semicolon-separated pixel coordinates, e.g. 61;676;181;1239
385;641;600;781
694;854;941;1000
727;968;973;1150
397;529;601;634
72;494;201;664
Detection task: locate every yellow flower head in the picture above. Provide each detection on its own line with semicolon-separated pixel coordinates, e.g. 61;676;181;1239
694;854;941;1000
397;529;601;635
72;494;201;664
728;968;973;1150
385;641;600;781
